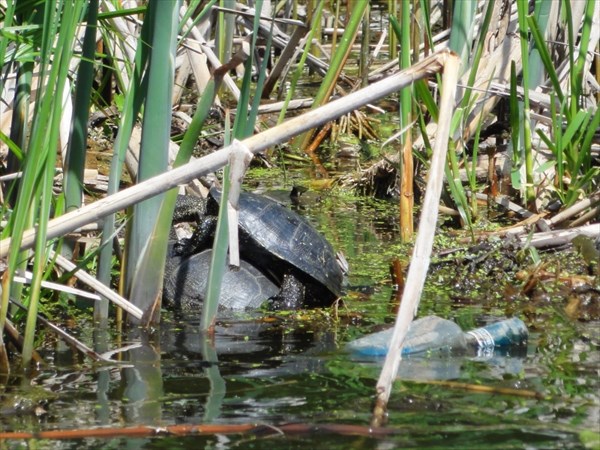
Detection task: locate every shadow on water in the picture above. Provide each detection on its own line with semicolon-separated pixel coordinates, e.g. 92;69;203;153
1;191;598;449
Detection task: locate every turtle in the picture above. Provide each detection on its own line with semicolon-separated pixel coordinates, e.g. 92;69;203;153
163;248;279;311
165;188;345;310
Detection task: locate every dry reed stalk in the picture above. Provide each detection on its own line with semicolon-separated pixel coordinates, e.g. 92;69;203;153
371;51;461;427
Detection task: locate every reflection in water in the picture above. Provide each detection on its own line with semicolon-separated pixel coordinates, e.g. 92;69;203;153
352;348;528;381
117;329;164;424
159;313;336;379
5;311;591;450
159;312;528;384
200;338;226;422
93;327;111;426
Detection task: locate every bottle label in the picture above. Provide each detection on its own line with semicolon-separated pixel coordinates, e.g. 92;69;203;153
467;328;496;349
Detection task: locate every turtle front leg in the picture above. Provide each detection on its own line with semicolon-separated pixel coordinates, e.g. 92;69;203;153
269;272;306;310
174;215;217;257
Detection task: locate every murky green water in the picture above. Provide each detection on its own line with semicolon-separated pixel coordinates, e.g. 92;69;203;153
1;185;598;449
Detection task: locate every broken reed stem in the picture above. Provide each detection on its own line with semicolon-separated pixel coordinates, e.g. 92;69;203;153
304;121;332;177
9;299;111;363
0;422;400;440
406;379;545;399
50;251;143;320
371;51;461;427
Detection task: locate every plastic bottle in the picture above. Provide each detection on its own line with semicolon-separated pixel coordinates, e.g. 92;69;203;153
346;315;528;357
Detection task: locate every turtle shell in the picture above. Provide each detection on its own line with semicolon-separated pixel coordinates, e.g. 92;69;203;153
163;248;279;311
210;188;344;302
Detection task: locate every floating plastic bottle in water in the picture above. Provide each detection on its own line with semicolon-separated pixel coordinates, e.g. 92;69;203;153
346;315;528;357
